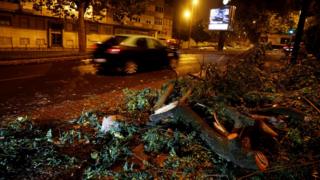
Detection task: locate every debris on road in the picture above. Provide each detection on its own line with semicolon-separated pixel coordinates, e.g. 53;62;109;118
1;47;319;179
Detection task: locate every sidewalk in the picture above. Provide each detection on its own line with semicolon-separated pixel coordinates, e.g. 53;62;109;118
0;50;92;66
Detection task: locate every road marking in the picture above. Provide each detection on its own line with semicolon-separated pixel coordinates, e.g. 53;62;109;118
0;74;43;82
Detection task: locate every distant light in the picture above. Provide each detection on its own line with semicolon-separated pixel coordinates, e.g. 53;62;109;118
288;29;295;34
192;0;199;6
223;0;230;5
184;10;191;19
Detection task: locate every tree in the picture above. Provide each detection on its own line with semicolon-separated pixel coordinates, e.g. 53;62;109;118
302;0;320;60
230;0;299;43
191;19;211;44
26;0;150;52
290;0;311;64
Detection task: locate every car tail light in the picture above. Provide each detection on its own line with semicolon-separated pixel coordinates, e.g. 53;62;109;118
106;48;121;54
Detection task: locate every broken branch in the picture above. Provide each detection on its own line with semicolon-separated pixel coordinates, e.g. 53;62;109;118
302;96;320;114
154;83;174;110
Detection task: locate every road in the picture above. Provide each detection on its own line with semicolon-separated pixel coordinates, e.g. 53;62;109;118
0;51;243;120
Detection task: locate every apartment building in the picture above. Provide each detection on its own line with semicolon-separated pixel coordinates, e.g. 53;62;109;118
0;0;173;50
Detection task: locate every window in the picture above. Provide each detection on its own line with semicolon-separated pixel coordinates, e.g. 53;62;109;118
20;17;30;28
20;38;30;45
155;6;164;13
0;15;12;26
131;17;141;22
36;38;45;46
0;36;12;46
89;23;99;33
280;38;290;45
136;38;147;48
155;18;162;25
65;22;76;32
148;38;164;49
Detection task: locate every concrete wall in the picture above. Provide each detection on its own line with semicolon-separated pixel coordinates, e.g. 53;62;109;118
63;31;78;49
0;26;47;48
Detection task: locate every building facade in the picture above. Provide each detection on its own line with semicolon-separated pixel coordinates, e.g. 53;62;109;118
0;0;173;50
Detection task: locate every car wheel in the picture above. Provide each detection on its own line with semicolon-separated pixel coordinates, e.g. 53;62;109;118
169;58;178;69
124;60;138;74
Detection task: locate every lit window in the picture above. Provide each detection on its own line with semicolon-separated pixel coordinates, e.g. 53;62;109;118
0;15;12;26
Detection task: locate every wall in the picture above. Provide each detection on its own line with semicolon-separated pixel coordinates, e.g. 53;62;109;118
0;26;47;48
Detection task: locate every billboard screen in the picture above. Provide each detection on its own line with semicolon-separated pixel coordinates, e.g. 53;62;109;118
208;6;235;31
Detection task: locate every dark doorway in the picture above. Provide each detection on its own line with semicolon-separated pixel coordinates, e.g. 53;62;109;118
48;23;63;47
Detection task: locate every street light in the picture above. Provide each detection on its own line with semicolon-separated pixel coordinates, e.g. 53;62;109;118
183;9;191;19
188;0;198;49
192;0;198;6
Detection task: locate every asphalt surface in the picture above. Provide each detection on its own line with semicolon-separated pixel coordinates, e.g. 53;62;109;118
0;51;243;121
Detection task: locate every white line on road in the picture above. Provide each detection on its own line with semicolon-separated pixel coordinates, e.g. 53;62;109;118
0;74;43;82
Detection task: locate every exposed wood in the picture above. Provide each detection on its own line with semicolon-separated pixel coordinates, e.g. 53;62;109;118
250;114;272;121
213;111;230;137
218;106;255;129
153;83;174;111
172;105;267;170
259;121;278;137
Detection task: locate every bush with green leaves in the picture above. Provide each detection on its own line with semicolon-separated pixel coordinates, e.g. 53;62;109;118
123;88;158;112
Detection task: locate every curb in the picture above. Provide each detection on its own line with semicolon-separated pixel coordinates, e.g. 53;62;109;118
0;55;92;66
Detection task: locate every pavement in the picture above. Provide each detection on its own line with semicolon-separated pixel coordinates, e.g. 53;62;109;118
0;50;92;66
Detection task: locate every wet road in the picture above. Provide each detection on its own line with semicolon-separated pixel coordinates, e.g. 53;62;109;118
0;52;242;119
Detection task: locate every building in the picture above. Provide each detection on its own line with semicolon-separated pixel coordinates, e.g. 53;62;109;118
0;0;173;50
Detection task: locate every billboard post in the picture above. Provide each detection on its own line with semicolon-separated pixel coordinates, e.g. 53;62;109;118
208;5;236;51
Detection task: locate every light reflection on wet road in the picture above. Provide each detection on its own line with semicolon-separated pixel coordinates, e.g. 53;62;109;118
0;52;241;119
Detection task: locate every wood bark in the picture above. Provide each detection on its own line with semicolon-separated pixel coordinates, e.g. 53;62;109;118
78;2;87;53
173;105;268;170
153;84;174;111
149;104;268;170
290;0;311;64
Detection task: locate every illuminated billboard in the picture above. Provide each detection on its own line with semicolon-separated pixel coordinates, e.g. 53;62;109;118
208;6;236;31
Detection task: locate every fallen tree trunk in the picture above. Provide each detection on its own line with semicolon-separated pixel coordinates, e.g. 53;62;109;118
150;104;268;171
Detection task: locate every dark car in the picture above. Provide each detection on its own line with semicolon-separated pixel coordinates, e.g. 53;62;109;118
283;42;306;57
283;42;294;56
92;34;179;74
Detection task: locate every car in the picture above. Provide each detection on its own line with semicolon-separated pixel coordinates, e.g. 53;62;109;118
283;42;294;56
283;42;306;57
92;34;179;74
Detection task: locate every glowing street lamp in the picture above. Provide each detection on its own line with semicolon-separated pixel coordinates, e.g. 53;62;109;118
192;0;199;6
183;9;191;19
187;0;199;48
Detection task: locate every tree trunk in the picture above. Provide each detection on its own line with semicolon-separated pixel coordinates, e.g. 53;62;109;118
78;2;86;53
290;0;311;64
149;104;268;170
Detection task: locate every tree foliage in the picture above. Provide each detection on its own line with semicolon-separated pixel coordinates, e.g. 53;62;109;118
191;19;211;44
23;0;151;52
230;0;300;42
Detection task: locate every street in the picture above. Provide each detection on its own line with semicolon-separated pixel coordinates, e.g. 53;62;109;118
0;51;242;121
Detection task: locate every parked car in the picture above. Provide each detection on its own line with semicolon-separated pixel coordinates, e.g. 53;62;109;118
92;34;179;74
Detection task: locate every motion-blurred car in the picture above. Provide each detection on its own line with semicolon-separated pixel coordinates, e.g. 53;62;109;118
92;34;179;74
283;42;294;55
283;42;306;57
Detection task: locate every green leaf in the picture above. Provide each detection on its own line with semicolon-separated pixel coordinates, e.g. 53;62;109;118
46;129;53;142
91;152;99;160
